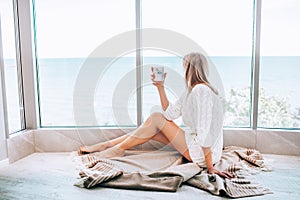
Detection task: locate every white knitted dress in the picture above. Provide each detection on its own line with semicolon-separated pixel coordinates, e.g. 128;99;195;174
162;84;224;167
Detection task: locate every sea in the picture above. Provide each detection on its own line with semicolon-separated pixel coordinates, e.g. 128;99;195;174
4;56;300;130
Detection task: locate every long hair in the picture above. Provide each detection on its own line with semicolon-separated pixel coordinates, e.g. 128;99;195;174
183;52;218;94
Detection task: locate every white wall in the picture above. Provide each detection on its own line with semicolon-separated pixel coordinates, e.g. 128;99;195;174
0;69;8;161
0;98;8;161
0;16;8;161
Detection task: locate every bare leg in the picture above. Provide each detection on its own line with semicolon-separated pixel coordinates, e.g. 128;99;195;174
93;112;191;161
79;134;128;154
79;123;171;154
79;113;172;154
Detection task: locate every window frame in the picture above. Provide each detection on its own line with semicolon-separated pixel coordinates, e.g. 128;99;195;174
4;0;299;131
0;0;26;135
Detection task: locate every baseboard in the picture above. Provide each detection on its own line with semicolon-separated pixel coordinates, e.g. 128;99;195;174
0;158;9;169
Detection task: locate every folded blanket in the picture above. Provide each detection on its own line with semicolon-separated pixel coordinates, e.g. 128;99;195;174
74;146;272;198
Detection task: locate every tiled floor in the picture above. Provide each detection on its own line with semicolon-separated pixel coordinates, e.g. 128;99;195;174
0;153;299;200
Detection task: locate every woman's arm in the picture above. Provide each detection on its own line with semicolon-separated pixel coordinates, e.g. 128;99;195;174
202;147;214;172
151;67;169;110
193;85;234;179
157;86;169;111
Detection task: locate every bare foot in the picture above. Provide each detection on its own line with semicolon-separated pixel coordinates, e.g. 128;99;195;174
79;142;109;155
92;146;125;158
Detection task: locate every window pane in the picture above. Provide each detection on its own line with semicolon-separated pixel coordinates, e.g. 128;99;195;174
259;0;300;128
0;0;24;133
142;0;254;127
34;0;136;126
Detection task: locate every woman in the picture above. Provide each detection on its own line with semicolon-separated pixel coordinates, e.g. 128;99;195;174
79;52;232;178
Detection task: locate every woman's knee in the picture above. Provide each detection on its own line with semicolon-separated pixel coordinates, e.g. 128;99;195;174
150;112;166;122
143;112;165;128
149;112;167;128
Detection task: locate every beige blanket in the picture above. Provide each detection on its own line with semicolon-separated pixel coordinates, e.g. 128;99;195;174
74;146;272;198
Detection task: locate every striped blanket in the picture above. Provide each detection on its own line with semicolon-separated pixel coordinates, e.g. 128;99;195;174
74;146;272;198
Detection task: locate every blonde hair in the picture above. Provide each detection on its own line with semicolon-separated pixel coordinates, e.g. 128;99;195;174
183;52;218;94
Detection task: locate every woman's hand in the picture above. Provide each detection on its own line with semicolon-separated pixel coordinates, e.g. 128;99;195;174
208;167;235;179
151;67;167;88
202;147;234;179
151;67;169;110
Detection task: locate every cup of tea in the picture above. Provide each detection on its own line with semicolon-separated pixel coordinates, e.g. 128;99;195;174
153;66;164;81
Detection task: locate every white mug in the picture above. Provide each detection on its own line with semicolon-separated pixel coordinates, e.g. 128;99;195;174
153;66;164;81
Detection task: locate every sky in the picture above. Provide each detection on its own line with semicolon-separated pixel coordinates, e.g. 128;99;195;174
0;0;299;58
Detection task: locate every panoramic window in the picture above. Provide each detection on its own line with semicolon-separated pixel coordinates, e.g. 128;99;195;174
259;0;300;128
0;0;24;133
32;0;299;129
142;0;254;127
34;0;136;127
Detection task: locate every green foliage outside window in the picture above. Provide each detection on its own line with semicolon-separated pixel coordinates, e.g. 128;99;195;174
224;87;300;128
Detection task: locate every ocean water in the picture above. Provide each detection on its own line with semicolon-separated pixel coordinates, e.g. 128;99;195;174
4;56;300;128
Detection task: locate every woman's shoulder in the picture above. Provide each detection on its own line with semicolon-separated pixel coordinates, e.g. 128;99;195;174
191;84;211;95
